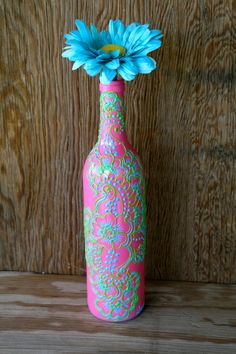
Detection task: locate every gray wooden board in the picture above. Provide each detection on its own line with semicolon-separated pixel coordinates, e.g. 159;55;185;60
0;272;236;353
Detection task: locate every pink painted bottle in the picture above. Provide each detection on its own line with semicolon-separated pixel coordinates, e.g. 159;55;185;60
83;78;146;322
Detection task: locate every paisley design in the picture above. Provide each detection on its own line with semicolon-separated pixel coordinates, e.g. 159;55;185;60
83;83;146;321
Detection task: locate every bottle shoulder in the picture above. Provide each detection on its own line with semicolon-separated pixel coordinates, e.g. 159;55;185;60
83;141;144;178
89;142;143;163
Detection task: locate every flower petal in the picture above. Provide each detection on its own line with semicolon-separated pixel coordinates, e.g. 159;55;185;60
133;39;162;56
110;49;121;58
120;59;139;75
72;60;84;70
84;59;103;76
108;19;117;40
108;19;125;45
116;20;126;38
100;67;117;84
122;23;139;47
96;53;111;62
62;49;75;58
132;56;156;74
125;24;149;51
75;20;92;44
148;29;163;41
64;30;81;40
118;60;138;81
100;30;112;44
90;23;106;49
105;59;120;70
65;39;83;46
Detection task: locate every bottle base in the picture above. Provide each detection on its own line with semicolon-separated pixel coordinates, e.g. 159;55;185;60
87;302;145;323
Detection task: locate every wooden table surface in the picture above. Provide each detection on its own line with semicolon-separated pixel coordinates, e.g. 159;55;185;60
0;272;235;354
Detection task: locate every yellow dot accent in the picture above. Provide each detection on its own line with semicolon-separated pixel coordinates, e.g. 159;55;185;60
101;44;126;56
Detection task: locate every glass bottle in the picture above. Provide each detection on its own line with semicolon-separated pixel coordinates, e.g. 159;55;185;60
83;78;146;322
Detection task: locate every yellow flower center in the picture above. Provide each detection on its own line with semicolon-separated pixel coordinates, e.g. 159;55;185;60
101;44;126;56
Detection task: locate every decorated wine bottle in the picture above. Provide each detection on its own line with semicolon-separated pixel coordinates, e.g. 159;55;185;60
83;78;146;322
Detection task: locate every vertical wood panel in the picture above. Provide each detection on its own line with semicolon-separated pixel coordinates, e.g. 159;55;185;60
0;0;235;282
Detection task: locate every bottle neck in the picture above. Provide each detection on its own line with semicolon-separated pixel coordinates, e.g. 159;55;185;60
98;79;128;145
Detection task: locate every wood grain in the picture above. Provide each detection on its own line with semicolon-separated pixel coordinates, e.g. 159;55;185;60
0;0;235;282
0;272;236;353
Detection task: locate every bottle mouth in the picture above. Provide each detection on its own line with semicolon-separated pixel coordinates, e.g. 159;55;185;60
99;78;125;94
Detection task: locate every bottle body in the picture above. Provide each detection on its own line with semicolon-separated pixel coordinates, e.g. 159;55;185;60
83;80;146;321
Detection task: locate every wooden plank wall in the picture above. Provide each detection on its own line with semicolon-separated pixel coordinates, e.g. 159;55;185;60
0;0;235;282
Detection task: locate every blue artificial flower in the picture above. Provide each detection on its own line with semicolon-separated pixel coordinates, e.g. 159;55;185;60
62;19;163;84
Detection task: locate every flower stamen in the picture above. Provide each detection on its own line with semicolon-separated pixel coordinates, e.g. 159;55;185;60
101;44;126;56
